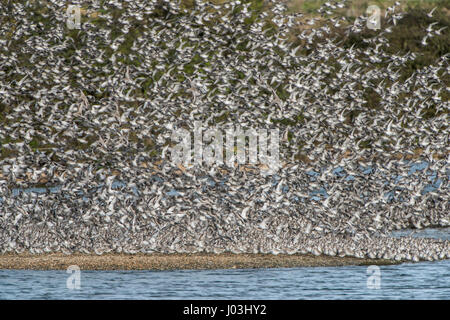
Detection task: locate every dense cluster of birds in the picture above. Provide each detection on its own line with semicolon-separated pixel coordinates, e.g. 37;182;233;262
0;0;449;261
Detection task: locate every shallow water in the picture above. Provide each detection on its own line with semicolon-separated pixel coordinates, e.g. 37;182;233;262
391;227;450;240
1;227;448;300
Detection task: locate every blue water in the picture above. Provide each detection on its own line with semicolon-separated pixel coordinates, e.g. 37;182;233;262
0;260;448;299
392;227;450;240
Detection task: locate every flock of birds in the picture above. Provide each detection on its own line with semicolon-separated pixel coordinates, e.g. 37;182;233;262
0;0;449;261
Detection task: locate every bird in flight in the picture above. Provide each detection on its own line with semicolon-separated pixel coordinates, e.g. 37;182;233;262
427;7;437;18
434;26;447;35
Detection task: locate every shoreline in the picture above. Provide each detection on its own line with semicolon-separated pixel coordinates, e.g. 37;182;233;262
0;253;399;270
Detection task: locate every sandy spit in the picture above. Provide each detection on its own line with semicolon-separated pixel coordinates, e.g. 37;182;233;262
0;253;398;270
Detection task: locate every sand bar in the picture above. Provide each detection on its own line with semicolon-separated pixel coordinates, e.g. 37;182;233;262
0;253;399;270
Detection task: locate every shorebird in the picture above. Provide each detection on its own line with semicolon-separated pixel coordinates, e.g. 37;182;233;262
427;7;437;18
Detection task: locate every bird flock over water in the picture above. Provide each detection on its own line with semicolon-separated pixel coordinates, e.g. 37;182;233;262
0;0;449;261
